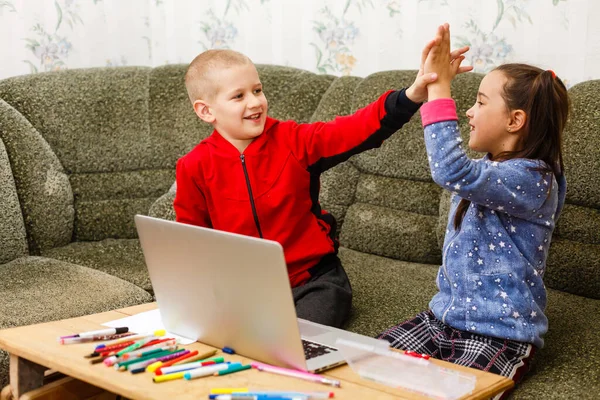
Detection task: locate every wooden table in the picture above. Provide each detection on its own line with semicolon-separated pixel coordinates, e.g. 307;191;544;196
0;303;513;400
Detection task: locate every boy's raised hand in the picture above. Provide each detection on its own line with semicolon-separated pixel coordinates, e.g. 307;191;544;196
406;23;472;103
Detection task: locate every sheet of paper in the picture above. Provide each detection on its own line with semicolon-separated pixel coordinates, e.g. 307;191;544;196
102;309;195;345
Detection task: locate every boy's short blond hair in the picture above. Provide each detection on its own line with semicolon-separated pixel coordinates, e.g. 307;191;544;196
184;49;253;103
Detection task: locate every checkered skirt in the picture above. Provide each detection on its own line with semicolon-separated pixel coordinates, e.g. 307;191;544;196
378;310;535;381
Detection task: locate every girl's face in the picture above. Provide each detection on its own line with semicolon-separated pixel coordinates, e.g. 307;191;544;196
465;70;521;159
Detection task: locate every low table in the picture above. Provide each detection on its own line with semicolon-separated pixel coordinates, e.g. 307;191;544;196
0;303;513;399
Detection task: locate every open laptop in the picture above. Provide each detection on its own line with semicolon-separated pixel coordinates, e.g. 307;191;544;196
134;214;383;373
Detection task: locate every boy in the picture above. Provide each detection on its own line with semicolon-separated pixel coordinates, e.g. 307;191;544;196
174;45;470;328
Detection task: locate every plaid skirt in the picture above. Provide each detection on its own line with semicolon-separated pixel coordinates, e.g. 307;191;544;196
378;310;535;399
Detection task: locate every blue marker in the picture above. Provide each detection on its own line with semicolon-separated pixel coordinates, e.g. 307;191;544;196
222;346;236;354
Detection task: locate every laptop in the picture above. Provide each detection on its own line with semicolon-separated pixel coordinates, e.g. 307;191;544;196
134;214;382;373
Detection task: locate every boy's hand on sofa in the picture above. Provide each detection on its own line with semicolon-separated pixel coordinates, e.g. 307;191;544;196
406;24;473;103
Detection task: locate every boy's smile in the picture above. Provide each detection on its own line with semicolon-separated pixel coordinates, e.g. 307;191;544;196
202;63;269;152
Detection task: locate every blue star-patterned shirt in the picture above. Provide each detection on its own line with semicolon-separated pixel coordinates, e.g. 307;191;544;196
421;98;566;348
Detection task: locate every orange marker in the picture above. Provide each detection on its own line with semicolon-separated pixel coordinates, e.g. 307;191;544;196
172;349;218;365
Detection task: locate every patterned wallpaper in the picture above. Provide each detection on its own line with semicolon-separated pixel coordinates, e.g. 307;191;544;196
1;0;598;87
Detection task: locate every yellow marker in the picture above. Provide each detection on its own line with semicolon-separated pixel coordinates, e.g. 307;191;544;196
152;372;185;383
146;361;163;373
211;388;249;395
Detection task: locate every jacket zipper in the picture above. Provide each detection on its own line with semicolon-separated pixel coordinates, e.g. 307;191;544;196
240;154;263;238
441;231;459;324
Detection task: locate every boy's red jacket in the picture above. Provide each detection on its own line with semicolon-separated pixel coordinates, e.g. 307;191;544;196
174;89;420;287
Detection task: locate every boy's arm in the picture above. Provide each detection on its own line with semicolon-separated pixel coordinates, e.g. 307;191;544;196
173;157;212;227
282;89;421;172
421;99;557;222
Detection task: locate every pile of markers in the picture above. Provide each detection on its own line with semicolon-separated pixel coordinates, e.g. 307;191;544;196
59;327;340;398
59;327;252;383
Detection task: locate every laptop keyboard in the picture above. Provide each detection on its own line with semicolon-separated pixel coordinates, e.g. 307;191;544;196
302;339;338;360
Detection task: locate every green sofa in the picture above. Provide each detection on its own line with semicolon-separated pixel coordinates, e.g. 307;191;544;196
0;65;598;398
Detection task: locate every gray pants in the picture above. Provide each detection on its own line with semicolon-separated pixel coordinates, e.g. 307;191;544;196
292;254;352;328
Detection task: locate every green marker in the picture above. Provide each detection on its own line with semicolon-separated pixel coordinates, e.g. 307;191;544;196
215;364;251;376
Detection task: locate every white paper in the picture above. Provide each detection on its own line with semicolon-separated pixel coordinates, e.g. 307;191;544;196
102;309;196;345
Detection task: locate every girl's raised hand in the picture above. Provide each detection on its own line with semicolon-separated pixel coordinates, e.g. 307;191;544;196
425;23;466;100
406;23;472;103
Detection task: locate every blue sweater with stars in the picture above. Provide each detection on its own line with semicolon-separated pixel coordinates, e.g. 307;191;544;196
420;99;566;348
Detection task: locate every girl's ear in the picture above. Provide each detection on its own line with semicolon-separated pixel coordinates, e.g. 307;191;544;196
193;100;215;123
507;109;526;133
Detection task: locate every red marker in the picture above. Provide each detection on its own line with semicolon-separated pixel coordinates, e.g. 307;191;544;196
404;350;430;360
154;350;199;372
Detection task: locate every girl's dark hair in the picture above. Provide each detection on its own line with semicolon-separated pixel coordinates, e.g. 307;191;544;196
453;63;570;230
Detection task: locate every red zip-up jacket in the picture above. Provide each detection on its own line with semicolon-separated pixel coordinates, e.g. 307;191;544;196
174;89;420;287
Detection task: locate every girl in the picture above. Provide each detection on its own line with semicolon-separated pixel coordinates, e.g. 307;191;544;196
378;24;569;399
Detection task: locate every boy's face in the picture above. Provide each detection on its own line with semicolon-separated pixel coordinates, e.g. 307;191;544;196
195;63;268;151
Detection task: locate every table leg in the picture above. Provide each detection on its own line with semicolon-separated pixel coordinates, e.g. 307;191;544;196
9;355;47;398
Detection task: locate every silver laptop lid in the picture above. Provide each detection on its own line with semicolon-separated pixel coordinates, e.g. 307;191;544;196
134;215;307;370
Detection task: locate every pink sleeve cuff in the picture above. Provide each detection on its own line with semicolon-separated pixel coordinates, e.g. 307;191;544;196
420;98;458;127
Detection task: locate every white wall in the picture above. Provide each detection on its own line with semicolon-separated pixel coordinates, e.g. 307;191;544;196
0;0;597;87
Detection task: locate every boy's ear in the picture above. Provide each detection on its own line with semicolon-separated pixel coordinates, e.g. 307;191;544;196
193;100;215;123
507;109;526;133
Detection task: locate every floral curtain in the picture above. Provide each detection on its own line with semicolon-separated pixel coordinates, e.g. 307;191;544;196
1;0;598;87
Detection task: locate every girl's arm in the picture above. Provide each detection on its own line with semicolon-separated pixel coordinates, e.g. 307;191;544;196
422;98;556;220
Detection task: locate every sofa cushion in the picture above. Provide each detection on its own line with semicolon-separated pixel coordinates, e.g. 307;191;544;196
563;80;600;207
341;204;441;264
340;248;439;336
319;162;360;227
0;67;175;242
511;289;600;398
0;256;153;388
340;248;600;399
542;80;600;299
69;169;174;240
148;182;177;221
545;238;600;299
0;99;73;253
42;239;151;291
0;137;28;264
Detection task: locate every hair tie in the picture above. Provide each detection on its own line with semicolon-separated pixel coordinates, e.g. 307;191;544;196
547;69;557;79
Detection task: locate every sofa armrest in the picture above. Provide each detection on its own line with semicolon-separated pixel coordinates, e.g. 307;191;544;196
148;182;176;221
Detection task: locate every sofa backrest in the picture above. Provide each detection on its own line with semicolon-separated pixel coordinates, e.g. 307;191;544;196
0;69;157;248
0;65;335;251
543;80;600;299
317;71;483;266
0;134;28;264
0;98;73;254
1;65;597;299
